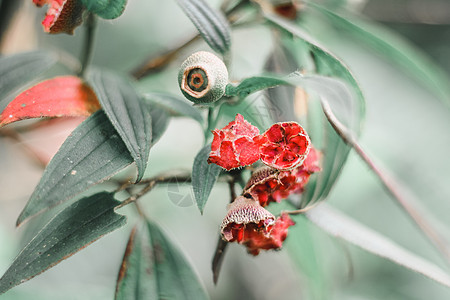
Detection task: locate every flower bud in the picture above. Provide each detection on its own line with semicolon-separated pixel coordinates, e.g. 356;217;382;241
178;51;228;104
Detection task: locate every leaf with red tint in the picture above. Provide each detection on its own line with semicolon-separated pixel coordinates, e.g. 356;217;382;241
0;76;100;128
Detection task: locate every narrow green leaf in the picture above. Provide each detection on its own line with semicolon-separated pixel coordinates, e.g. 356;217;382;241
192;145;221;214
306;204;450;288
0;192;126;295
17;110;133;225
148;105;170;144
88;70;152;182
81;0;127;19
308;2;450;104
265;12;365;132
0;51;57;110
115;225;157;300
143;92;203;124
176;0;231;55
116;221;209;300
147;220;209;299
225;76;288;99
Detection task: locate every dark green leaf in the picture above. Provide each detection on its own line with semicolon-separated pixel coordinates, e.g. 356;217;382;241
176;0;231;55
225;76;288;99
81;0;127;19
0;51;57;110
148;105;170;144
192;145;221;214
17;110;133;225
308;2;450;104
143;92;203;124
88;70;152;182
0;192;126;295
115;221;209;300
115;225;157;299
306;204;450;288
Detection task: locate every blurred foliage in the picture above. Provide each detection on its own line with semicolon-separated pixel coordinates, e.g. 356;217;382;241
1;0;450;299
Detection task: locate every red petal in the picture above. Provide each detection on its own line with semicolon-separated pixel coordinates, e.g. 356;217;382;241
265;123;283;142
0;76;100;128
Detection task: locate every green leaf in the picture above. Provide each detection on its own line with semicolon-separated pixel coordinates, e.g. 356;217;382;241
148;105;170;144
225;76;288;99
0;192;126;295
17;110;133;225
81;0;127;19
115;225;157;299
265;12;365;132
88;70;152;182
0;51;57;110
115;221;209;300
306;204;450;288
192;145;221;214
143;92;203;124
307;2;450;104
176;0;231;55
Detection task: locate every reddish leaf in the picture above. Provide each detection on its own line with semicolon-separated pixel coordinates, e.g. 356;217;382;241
0;76;100;128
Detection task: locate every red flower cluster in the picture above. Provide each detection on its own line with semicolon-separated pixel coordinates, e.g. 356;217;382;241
33;0;84;34
221;196;295;255
258;122;311;170
208;114;311;171
211;114;320;256
244;147;321;207
208;114;260;170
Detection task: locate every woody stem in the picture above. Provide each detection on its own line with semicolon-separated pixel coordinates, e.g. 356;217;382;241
78;13;97;77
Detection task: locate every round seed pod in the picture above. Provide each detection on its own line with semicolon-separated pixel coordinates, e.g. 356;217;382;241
178;51;228;104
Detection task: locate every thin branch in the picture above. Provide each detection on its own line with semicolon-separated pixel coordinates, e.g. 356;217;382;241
0;128;47;169
115;180;157;210
115;170;192;192
130;0;250;80
212;238;229;284
78;13;97;77
131;35;200;80
321;100;450;262
212;175;238;284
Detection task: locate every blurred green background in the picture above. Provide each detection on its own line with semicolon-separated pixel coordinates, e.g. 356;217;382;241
1;0;450;299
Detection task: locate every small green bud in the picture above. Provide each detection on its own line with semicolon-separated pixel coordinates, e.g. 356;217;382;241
178;51;228;104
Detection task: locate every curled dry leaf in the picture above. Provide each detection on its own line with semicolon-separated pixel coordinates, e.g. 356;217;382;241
0;76;100;128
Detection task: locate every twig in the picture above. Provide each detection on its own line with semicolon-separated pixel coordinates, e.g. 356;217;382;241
115;180;157;210
321;100;450;262
0;128;48;169
212;238;229;284
115;170;192;192
131;35;200;80
130;0;250;79
212;176;238;284
78;13;97;77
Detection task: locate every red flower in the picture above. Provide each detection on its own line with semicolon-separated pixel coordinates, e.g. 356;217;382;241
244;147;321;206
33;0;84;34
221;196;295;256
258;122;311;170
244;213;295;256
208;114;261;170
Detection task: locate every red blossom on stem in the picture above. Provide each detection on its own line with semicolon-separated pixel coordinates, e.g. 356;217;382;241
258;122;311;170
208;114;261;170
221;196;295;255
32;0;84;34
244;147;321;207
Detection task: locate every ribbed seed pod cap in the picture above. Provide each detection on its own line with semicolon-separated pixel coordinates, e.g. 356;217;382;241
178;51;229;104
